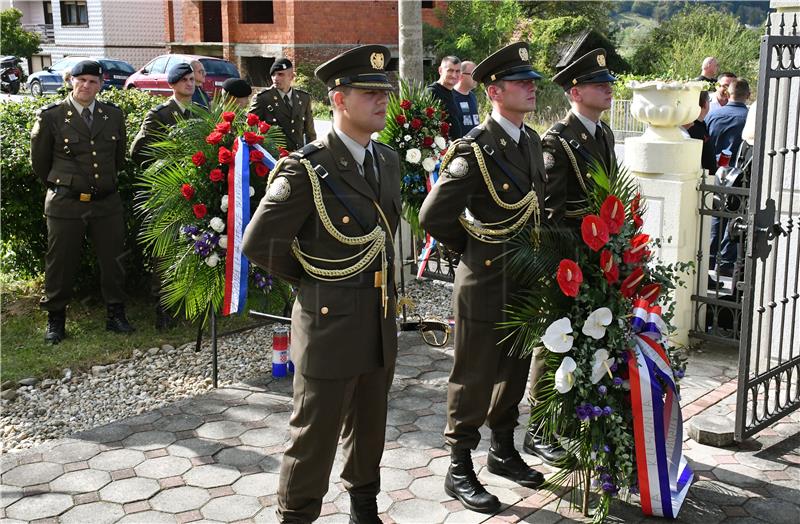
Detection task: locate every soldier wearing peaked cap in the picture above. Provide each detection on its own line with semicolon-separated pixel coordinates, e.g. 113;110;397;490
30;60;135;344
419;42;547;514
242;45;401;524
248;57;316;151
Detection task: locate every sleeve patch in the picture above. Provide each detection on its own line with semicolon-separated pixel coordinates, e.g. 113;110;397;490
444;156;469;178
543;152;556;170
267;176;291;202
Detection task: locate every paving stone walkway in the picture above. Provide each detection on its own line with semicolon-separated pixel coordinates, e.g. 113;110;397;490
1;335;798;523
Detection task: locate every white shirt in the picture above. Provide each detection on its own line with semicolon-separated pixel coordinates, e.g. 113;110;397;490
571;109;599;138
278;88;293;104
334;126;377;177
490;110;523;144
171;96;188;113
69;96;96;117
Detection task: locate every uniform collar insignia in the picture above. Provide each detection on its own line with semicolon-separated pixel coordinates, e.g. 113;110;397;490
580;133;588;141
339;157;348;167
97;107;103;114
103;114;109;120
66;110;73;116
379;152;386;163
499;137;507;147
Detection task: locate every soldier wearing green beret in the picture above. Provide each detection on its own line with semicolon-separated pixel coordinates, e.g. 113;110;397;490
243;45;400;524
31;60;135;344
419;42;547;513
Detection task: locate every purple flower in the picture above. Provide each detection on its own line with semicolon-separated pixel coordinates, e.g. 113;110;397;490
630;484;639;495
610;361;619;373
600;473;612;482
613;376;624;386
576;404;592;421
601;481;617;493
603;406;613;416
598;385;607;396
675;369;685;378
592;406;603;418
603;444;611;453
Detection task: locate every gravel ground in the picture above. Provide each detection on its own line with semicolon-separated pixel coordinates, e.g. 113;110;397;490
1;278;453;452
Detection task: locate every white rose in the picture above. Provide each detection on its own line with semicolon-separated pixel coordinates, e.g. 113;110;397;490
404;134;412;142
422;156;437;173
218;235;228;247
209;217;225;233
249;186;255;197
220;195;229;212
405;148;422;164
434;136;447;150
205;253;220;267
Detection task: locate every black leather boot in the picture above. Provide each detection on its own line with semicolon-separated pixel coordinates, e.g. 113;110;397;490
487;430;545;488
106;303;135;333
444;447;501;513
44;310;66;344
348;493;381;524
522;428;566;466
155;303;176;331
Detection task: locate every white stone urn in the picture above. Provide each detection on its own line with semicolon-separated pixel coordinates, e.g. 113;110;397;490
628;80;705;142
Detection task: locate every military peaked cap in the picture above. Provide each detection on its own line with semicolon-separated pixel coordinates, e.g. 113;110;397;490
167;62;193;84
71;60;102;78
270;58;293;75
315;45;394;91
472;42;542;84
552;48;617;90
222;78;252;98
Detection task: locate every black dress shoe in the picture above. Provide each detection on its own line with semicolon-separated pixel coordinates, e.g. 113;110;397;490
106;303;136;333
348;493;381;524
523;430;566;466
44;310;66;344
444;448;501;513
487;430;545;488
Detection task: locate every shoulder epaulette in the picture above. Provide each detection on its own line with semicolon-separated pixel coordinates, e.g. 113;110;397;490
290;141;324;160
152;102;170;112
257;86;274;96
294;87;310;97
99;100;119;109
547;122;567;136
464;125;484;141
373;140;395;152
37;102;60;116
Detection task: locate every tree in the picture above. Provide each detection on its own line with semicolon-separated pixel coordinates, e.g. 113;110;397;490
1;8;41;59
519;1;614;34
398;0;423;83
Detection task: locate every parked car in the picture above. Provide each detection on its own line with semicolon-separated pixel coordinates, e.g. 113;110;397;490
124;54;240;97
26;57;135;97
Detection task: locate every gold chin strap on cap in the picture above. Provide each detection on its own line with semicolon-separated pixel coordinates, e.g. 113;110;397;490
267;157;391;318
444;142;540;244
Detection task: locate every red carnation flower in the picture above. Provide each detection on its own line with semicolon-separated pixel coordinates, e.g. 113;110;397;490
600;249;619;285
208;169;224;183
621;267;645;298
600;195;625;234
638;283;661;305
395;114;407;125
581;215;609;252
255;163;270;178
215;121;231;134
258;121;271;134
440;122;450;136
191;151;206;167
422;136;434;148
218;146;233;164
192;203;207;219
243;131;264;145
181;183;194;200
205;131;224;145
221;111;235;123
623;233;651;265
250;149;265;163
410;118;423;130
246;113;260;126
279;147;289;158
556;259;583;297
425;106;435;118
400;99;412;110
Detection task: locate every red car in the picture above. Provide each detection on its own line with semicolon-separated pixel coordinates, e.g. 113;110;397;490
124;54;239;97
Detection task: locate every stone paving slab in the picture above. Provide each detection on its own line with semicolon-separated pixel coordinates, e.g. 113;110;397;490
1;337;798;523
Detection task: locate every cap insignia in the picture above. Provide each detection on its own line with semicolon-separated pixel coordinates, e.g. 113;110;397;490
370;52;385;70
519;47;529;61
597;54;606;67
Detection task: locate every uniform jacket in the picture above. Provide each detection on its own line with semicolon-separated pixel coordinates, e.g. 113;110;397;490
30;97;127;218
242;128;401;379
248;86;316;151
419;117;546;323
542;111;616;227
130;98;190;166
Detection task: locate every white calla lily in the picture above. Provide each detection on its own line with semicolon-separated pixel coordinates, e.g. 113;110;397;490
554;357;577;393
542;317;573;353
591;349;615;384
582;307;613;340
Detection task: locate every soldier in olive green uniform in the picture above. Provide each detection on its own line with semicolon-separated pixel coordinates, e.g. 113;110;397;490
419;42;546;514
31;60;134;344
523;49;618;465
242;45;400;524
248;58;316;151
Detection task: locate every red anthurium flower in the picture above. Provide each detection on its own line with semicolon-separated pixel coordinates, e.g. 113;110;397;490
243;131;264;145
181;183;194;200
410;118;423;130
623;233;651;264
440;122;450;136
218;146;233;164
192;203;207;219
258;121;271;133
600;249;619;284
191;151;206;167
600;195;625;234
221;111;235;123
205;131;223;145
556;259;583;297
255;163;270;177
633;213;643;229
249;149;264;163
638;283;661;305
279;147;289;158
395;114;407;125
399;99;412;110
215;121;231;134
425;106;435;118
246;113;260;126
208;169;224;182
631;193;641;214
581;215;609;252
422;136;434;148
621;267;645;298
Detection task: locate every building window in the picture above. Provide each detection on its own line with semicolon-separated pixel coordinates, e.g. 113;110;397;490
60;1;88;26
421;1;434;8
43;1;53;25
241;1;274;24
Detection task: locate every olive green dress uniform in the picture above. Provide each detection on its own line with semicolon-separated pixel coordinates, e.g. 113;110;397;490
130;98;191;166
248;86;316;151
31;96;128;312
242;45;399;524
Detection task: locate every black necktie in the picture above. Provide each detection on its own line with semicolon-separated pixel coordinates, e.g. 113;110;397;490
595;124;603;142
82;107;92;130
363;150;380;199
595;124;610;165
283;93;291;109
519;129;531;167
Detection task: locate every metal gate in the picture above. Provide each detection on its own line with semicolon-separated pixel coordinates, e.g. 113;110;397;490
735;14;800;441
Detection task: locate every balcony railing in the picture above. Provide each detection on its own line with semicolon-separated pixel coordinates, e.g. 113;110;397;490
23;23;55;45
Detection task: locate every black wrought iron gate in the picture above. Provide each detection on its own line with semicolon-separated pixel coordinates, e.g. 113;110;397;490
734;14;800;441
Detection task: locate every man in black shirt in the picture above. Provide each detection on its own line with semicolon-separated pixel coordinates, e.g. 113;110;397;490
427;56;463;140
453;60;480;136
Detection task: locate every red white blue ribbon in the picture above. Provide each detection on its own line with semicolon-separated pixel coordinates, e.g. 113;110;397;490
222;137;251;316
627;299;693;518
417;162;440;278
251;143;278;172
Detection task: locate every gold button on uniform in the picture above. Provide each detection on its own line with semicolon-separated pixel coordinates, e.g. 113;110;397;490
320;306;329;315
92;151;97;156
93;163;98;168
94;174;100;179
342;216;350;224
484;259;492;267
502;183;509;191
63;138;68;143
90;140;95;145
56;178;60;183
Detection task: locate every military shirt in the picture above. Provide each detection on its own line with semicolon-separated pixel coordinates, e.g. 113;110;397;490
130;98;191;166
248;86;316;151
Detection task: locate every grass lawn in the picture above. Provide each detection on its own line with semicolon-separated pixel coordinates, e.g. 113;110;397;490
1;283;273;383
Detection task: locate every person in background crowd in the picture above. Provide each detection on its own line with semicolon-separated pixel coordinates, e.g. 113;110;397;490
709;72;737;113
683;90;716;172
222;78;252;109
190;59;210;108
696;56;719;82
427;55;463;139
453;60;480;136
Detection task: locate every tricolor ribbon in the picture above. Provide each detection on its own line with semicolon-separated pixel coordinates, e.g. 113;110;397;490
416;162;440;278
627;299;693;518
222;137;252;316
